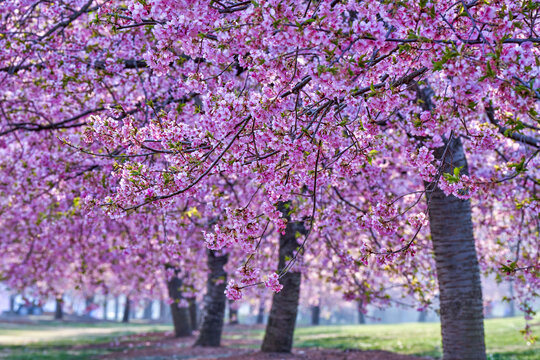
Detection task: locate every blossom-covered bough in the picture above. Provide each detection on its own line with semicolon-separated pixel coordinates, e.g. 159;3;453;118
0;0;212;336
1;0;539;358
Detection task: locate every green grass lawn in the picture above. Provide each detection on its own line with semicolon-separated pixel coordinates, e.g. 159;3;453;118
0;321;171;343
292;317;539;359
0;322;172;360
0;317;537;359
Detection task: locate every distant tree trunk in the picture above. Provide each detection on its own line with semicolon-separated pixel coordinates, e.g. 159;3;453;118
122;297;130;323
54;298;63;320
311;305;320;325
130;303;136;319
418;310;427;323
85;296;94;317
256;302;265;325
114;297;119;321
195;250;228;347
228;299;239;325
143;301;153;320
357;301;365;324
425;137;486;360
507;281;515;317
159;300;169;321
167;270;192;337
103;298;108;320
9;294;16;313
188;298;198;329
261;202;306;353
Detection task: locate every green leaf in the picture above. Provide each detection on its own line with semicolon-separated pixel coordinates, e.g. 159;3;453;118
508;157;527;173
453;165;463;177
500;261;518;274
443;173;459;184
432;47;459;71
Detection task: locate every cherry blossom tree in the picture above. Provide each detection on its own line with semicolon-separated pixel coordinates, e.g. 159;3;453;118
1;1;539;359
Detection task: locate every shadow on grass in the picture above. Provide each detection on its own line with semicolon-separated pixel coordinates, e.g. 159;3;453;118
0;348;106;360
0;332;151;360
487;349;540;360
295;335;442;358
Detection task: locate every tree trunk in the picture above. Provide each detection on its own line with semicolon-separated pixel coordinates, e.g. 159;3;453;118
426;137;486;360
9;294;16;313
103;298;108;320
167;270;192;337
195;250;228;347
54;298;63;320
256;301;265;325
143;301;153;320
311;305;320;325
357;301;365;324
507;281;515;317
261;202;305;353
228;299;239;325
159;300;170;321
418;310;427;322
188;298;198;329
130;303;136;319
122;296;130;323
114;296;119;321
85;296;94;318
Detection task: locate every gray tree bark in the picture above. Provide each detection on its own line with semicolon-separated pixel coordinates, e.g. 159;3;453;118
122;296;130;323
159;300;170;321
54;298;63;320
261;202;306;353
228;299;239;325
357;300;365;324
426;137;486;360
417;310;427;323
114;296;119;321
256;301;265;325
103;297;108;320
84;296;94;318
9;294;16;313
311;305;320;325
507;281;515;317
130;303;136;319
188;298;198;329
167;270;192;337
143;301;153;320
195;250;228;347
